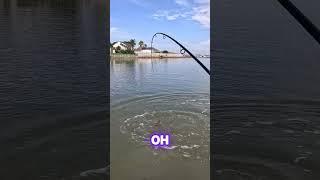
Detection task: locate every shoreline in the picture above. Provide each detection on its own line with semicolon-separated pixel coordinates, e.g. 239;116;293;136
110;54;209;60
110;56;194;61
110;52;191;59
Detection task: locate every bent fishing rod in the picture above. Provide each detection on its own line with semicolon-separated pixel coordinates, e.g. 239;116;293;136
277;0;320;45
151;32;210;75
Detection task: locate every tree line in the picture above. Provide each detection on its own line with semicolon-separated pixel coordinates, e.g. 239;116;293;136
111;39;148;54
111;39;169;54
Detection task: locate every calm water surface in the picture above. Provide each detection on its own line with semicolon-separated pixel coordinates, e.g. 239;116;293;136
0;0;107;179
213;0;320;179
110;58;210;180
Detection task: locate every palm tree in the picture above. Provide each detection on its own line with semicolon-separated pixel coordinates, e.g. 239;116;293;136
138;41;144;48
115;46;121;53
129;39;136;51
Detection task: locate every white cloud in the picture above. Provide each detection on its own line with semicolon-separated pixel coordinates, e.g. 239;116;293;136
110;27;119;33
187;39;210;54
152;10;192;21
152;0;210;28
175;0;190;6
191;5;210;28
199;39;210;46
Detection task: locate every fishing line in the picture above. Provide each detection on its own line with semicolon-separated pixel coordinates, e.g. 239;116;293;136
151;32;210;75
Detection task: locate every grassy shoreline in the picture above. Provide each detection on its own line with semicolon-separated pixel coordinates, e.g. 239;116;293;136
110;53;192;60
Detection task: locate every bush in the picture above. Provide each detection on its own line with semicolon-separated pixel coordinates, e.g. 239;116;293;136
162;50;169;53
115;49;135;54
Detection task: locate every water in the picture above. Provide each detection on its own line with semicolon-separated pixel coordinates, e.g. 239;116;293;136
213;0;320;179
110;58;210;180
0;0;108;179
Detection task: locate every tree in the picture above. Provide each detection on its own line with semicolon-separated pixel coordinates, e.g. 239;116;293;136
129;39;136;51
162;50;169;53
120;49;135;54
138;41;144;48
115;46;121;53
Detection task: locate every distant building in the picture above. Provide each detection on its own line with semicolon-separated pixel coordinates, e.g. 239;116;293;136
111;41;130;52
134;47;186;58
135;47;160;55
110;47;115;54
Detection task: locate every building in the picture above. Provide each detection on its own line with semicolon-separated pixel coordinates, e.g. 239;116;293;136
111;41;129;52
110;47;115;54
134;47;160;55
134;47;186;58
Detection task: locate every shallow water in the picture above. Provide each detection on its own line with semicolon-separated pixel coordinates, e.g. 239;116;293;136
213;0;320;179
0;0;107;179
110;58;210;180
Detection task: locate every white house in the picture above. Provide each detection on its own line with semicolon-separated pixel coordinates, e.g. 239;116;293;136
110;47;115;54
112;41;129;51
134;47;160;55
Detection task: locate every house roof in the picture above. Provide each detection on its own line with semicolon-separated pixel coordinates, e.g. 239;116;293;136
112;41;129;48
135;47;160;52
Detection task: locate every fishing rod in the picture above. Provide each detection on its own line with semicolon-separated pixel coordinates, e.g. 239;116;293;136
151;32;210;75
277;0;320;45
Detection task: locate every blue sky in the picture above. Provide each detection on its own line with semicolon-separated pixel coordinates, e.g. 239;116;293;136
111;0;210;55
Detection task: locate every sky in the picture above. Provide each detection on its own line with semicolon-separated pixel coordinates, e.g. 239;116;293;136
110;0;210;55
